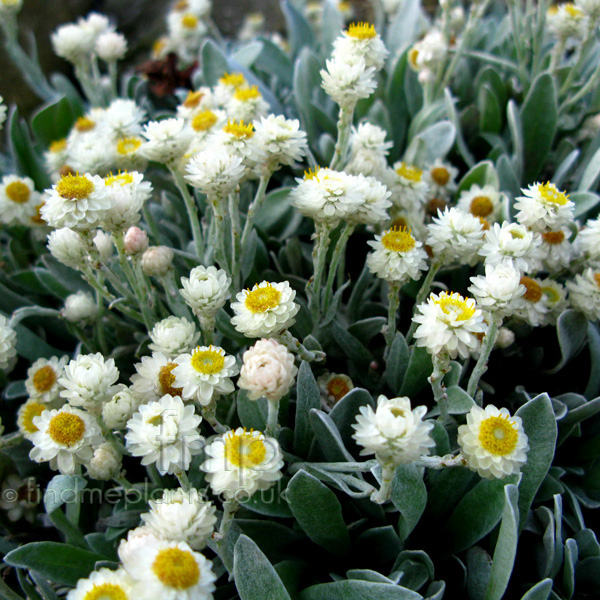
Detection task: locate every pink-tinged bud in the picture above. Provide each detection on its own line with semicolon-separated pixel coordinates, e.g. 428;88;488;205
142;246;173;277
124;226;149;255
369;361;379;371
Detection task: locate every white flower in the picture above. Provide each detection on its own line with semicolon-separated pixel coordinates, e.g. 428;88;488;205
512;276;550;327
515;182;575;232
391;162;429;210
458;405;529;479
59;352;120;412
209;120;267;171
424;160;459;199
576;217;600;266
67;131;116;176
172;345;238;406
18;399;48;441
62;291;99;323
426;207;485;266
238;339;298;402
496;327;516;349
0;96;7;130
185;146;245;197
540;228;574;271
548;3;587;40
67;568;134;600
456;184;503;224
177;88;216;120
0;475;38;523
0;175;41;226
225;85;270;123
149;316;200;358
25;356;69;403
95;31;127;62
345;122;392;180
42;173;111;230
120;538;216;600
366;226;428;283
125;394;203;475
468;263;524;318
332;23;389;71
141;488;217;550
180;265;231;317
0;314;17;370
202;427;284;500
321;55;377;108
231;281;299;338
78;12;112;38
102;386;142;430
413;291;488;359
29;405;102;475
576;0;600;20
408;29;448;72
105;99;146;138
539;278;569;326
131;353;184;403
167;11;208;64
93;229;113;263
86;442;122;480
213;72;247;105
100;171;152;232
567;267;600;321
52;23;96;64
142;246;174;277
0;0;22;15
478;222;544;273
253;115;308;171
347;175;392;226
352;395;435;465
141;118;193;164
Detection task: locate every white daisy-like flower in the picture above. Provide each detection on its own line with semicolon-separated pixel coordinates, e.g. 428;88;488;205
29;405;102;475
180;265;231;318
540;228;574;271
177;88;216;120
253;115;308;172
167;11;208;64
408;29;448;72
213;72;247;106
59;352;120;413
366;226;428;283
352;395;435;465
345;122;391;180
86;442;122;480
121;537;216;600
141;118;193;165
45;138;69;180
208;120;267;171
226;85;270;123
231;280;300;338
458;405;529;479
426;207;485;266
0;175;41;226
468;262;525;318
515;182;575;232
567;268;600;321
238;338;298;402
118;526;163;565
47;228;89;270
424;160;459;200
51;23;96;64
318;372;354;406
478;222;544;273
114;135;147;172
25;356;69;403
18;399;49;441
512;276;550;327
202;427;284;500
347;175;392;226
95;31;127;62
62;291;99;323
185;145;245;197
131;352;183;402
172;345;238;406
576;217;600;266
149;316;200;358
67;132;117;176
100;171;152;232
321;55;377;109
102;386;142;430
141;487;217;550
0;314;17;371
186;109;226;144
104;99;146;139
539;278;569;326
576;0;600;20
456;184;503;224
413;291;488;359
67;568;134;600
548;3;587;40
332;22;389;70
0;475;38;523
41;173;111;230
391;162;429;210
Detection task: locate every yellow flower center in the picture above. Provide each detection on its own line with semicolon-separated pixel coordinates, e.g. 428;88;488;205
381;227;416;253
520;276;542;303
408;46;420;70
20;402;47;434
470;196;494;218
234;86;261;102
183;90;204;108
159;363;183;397
5;181;31;204
434;292;476;321
542;286;561;303
542;230;565;245
539;182;569;206
83;583;128;600
116;136;142;155
74;117;96;132
152;38;167;58
478;415;519;456
105;172;134;186
47;412;86;447
396;162;423;183
174;0;189;10
594;273;600;290
244;284;281;313
56;174;94;200
224;429;267;467
223;119;254;139
152;547;200;590
565;3;584;17
390;406;406;418
347;22;377;39
326;376;350;402
191;110;218;132
32;365;57;393
430;166;450;186
31;202;46;225
219;72;245;87
304;167;320;180
190;347;225;375
509;227;525;239
338;1;351;10
50;138;67;153
148;415;163;426
181;13;199;28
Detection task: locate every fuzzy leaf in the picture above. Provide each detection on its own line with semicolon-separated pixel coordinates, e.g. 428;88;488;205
391;465;427;541
294;362;321;456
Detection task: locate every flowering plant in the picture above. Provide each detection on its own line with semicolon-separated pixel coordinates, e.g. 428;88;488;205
0;0;600;598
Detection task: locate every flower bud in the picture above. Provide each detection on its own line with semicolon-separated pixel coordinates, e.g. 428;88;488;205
86;442;122;480
95;31;127;62
93;230;113;263
495;327;515;349
47;227;88;269
141;246;174;277
124;226;149;255
62;291;99;323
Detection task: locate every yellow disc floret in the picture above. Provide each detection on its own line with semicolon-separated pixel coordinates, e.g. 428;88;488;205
83;583;128;600
190;346;225;375
105;172;134;186
396;162;423;183
152;548;200;590
520;276;542;303
347;22;377;40
326;377;350;402
234;86;261;102
223;119;254;138
116;136;142;155
159;363;183;397
381;227;416;253
434;292;476;321
478;415;518;456
542;230;565;245
50;139;67;153
181;13;199;28
32;365;57;393
191;110;218;132
56;174;94;200
74;117;96;132
225;429;267;468
244;284;281;313
304;167;321;180
183;90;203;108
219;72;245;87
430;166;450;186
538;182;569;206
5;181;31;204
47;412;86;447
19;401;47;435
469;196;494;218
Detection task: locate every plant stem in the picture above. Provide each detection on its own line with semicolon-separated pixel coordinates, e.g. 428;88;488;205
201;397;228;433
322;223;354;313
175;470;191;491
277;330;325;363
210;196;230;278
430;355;451;424
266;398;280;436
198;313;216;345
170;167;204;258
466;313;501;398
371;462;395;504
240;174;270;257
228;190;241;290
406;260;442;344
307;223;332;325
384;282;401;358
330;105;354;170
